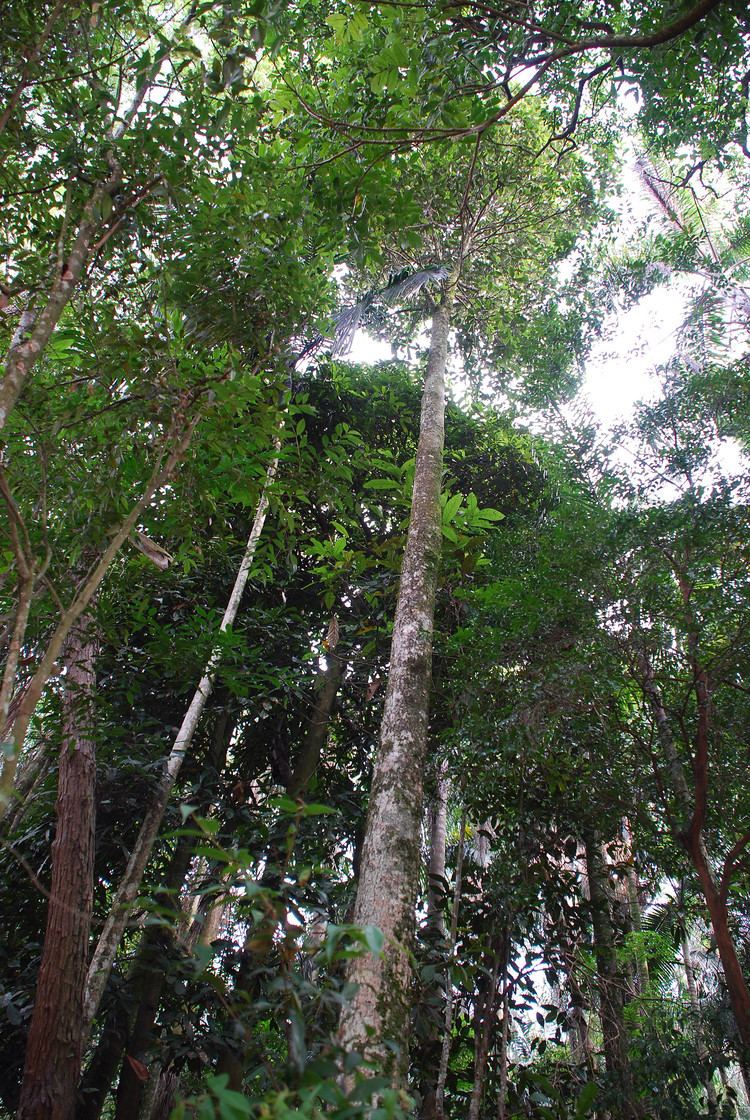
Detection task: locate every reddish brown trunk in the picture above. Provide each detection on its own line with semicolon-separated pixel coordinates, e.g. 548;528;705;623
690;837;750;1053
18;623;97;1120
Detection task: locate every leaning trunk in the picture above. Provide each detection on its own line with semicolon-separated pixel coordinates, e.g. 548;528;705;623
18;622;98;1120
111;710;234;1120
338;284;455;1083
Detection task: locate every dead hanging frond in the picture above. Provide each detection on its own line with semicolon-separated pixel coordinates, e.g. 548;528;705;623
379;265;450;306
302;264;449;363
330;299;372;357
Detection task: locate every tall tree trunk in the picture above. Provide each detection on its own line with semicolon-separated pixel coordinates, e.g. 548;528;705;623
567;965;595;1075
76;1004;130;1120
621;820;649;995
337;281;456;1082
496;957;512;1120
18;621;98;1120
287;650;343;797
111;837;196;1120
83;446;278;1031
417;763;450;1120
583;830;641;1120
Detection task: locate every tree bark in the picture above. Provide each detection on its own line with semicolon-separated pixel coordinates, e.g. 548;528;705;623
496;958;512;1120
0;167;121;432
426;762;449;935
82;444;278;1031
111;709;234;1120
18;622;98;1120
287;650;343;797
111;837;196;1120
337;283;456;1083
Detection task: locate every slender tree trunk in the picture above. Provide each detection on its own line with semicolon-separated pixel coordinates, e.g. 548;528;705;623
287;650;343;797
0;6;196;430
566;959;595;1075
338;282;456;1082
83;445;278;1031
621;820;649;995
79;710;233;1120
0;170;120;431
436;810;466;1119
468;943;502;1120
111;711;234;1120
496;962;511;1120
689;835;750;1054
18;622;98;1120
583;831;641;1120
76;1004;130;1120
111;837;196;1120
427;761;449;935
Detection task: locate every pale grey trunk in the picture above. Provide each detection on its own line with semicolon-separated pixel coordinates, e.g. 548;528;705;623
426;762;449;935
82;447;278;1030
337;288;454;1081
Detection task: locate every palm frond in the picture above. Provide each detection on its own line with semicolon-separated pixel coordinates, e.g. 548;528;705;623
330;298;372;358
379;265;450;306
302;264;449;362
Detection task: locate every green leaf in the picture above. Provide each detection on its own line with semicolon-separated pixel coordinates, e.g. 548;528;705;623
442;492;463;524
364;478;400;491
575;1081;598;1117
361;924;384;955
